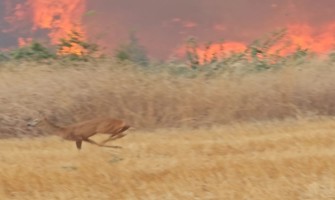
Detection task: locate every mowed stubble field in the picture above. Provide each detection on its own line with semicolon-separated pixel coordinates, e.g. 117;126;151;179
1;118;335;200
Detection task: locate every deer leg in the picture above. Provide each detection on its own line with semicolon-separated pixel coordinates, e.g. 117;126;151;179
100;133;127;145
83;138;122;149
83;138;102;146
110;132;127;140
100;126;130;145
76;140;82;150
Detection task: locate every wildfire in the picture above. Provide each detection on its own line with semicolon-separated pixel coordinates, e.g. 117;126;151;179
18;37;32;47
193;23;335;63
3;1;335;59
28;0;87;54
4;0;87;54
284;23;335;54
195;42;246;63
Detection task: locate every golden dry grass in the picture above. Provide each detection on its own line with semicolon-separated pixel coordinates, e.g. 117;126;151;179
1;117;335;200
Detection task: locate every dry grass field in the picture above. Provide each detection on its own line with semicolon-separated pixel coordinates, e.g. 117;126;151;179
1;117;335;200
2;60;335;199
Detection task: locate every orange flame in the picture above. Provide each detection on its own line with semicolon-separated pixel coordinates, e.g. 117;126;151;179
18;37;33;47
4;0;87;53
196;42;246;63
4;1;335;59
189;23;335;63
10;0;86;54
28;0;86;54
284;23;335;54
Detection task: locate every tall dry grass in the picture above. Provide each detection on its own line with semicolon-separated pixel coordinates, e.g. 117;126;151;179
1;60;335;136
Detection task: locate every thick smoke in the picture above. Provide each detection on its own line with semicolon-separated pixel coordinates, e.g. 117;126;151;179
1;0;335;58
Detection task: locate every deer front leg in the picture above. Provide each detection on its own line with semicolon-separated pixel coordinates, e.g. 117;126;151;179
76;140;82;150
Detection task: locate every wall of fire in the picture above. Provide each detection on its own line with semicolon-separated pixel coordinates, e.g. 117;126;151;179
1;0;335;58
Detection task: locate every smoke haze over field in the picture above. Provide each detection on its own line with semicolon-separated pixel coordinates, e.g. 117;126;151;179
1;0;335;58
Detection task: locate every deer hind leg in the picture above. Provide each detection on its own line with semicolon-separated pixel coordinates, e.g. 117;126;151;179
100;126;130;145
82;138;102;146
83;137;122;149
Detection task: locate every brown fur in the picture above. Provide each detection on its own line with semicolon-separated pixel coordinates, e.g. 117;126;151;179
29;116;130;150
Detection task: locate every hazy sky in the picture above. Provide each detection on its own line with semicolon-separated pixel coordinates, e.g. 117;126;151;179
1;0;335;58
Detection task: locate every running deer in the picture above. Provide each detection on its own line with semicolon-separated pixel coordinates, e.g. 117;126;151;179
27;115;130;150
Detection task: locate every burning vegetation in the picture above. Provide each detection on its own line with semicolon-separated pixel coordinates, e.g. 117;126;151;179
0;0;335;63
3;0;86;55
